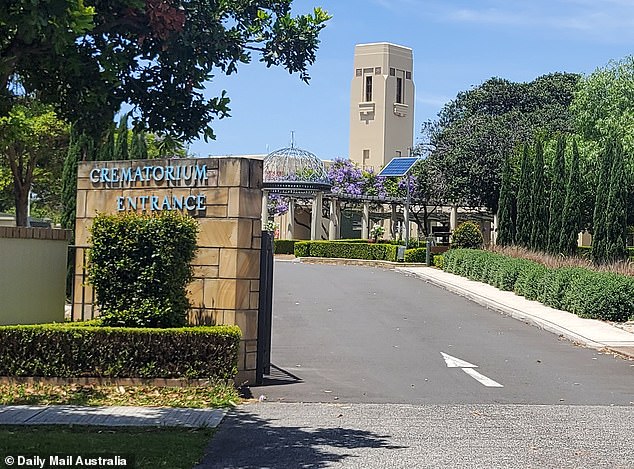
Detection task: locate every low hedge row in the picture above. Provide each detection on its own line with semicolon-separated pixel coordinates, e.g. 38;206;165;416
294;241;399;261
443;249;634;322
404;248;427;263
274;239;296;255
0;324;241;380
577;246;634;259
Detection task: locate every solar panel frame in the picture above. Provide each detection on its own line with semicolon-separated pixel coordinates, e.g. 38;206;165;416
377;157;420;177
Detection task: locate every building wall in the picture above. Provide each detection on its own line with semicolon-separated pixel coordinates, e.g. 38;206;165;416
0;227;70;326
349;43;414;171
73;157;263;383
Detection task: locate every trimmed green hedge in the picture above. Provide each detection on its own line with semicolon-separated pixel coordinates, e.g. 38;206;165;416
0;324;241;380
443;249;634;322
433;255;444;269
404;248;427;263
88;212;199;328
294;241;398;261
274;239;297;255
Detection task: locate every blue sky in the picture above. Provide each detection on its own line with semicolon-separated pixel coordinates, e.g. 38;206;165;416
190;0;634;159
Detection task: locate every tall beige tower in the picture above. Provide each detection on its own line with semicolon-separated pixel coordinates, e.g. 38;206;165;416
349;43;414;171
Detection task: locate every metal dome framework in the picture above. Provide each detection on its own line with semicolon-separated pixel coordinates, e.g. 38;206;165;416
263;146;331;197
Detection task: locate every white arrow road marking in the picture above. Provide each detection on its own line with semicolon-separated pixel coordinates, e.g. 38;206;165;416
462;368;504;388
440;352;478;368
441;352;504;388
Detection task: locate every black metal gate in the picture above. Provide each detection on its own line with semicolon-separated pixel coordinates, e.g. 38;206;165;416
256;230;274;384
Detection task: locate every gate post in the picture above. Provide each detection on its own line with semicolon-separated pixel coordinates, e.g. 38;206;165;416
256;229;274;384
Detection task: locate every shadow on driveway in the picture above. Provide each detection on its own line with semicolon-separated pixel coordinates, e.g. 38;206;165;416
194;404;405;468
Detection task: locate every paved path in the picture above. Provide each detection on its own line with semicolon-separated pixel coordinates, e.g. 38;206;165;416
0;405;226;428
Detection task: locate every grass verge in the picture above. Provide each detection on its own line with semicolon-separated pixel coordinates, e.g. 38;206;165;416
0;382;240;408
0;425;214;469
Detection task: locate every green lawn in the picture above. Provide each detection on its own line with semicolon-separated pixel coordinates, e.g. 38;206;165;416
0;426;215;469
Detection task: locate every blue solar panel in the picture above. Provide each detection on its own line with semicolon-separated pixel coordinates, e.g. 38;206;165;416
378;157;420;177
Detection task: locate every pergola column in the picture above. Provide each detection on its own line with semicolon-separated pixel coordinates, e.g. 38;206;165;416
390;203;398;240
286;198;296;239
261;190;269;229
329;198;340;240
449;204;458;242
361;201;370;239
311;192;323;240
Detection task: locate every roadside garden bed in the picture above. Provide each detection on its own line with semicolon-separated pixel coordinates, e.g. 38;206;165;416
443;249;634;322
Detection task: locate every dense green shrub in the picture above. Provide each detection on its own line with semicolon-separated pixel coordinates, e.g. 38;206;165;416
88;212;198;328
443;249;634;321
294;241;310;257
433;255;444;269
294;241;398;261
404;248;427;263
513;261;548;301
0;324;241;380
541;268;586;310
274;239;296;255
451;221;484;249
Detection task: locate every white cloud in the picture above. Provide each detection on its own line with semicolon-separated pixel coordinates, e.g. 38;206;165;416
438;1;634;42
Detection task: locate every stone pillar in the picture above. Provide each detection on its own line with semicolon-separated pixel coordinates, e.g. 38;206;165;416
74;157;264;385
286;198;295;239
361;201;370;239
311;192;323;240
329;198;340;240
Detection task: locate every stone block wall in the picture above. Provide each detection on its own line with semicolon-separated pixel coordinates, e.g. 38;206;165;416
73;157;263;383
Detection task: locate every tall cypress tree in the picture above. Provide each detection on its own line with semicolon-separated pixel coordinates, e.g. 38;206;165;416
61;127;81;230
515;144;533;247
496;153;516;246
591;141;613;264
98;124;115;161
547;136;566;253
558;139;582;256
604;140;628;263
114;114;129;160
530;138;548;251
129;129;149;160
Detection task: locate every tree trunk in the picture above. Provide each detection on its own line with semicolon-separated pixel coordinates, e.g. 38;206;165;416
14;184;29;226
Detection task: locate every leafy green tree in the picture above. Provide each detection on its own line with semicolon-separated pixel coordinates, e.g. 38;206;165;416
591;142;614;263
515;144;533;247
425;73;579;211
573;56;634;155
604;141;628;262
547;136;566;253
114;115;129;161
2;1;330;141
530;139;548;251
558;139;582;255
0;100;68;226
496;154;516;246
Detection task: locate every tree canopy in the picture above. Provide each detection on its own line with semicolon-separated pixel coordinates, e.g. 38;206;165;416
423;73;579;211
2;0;330;140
